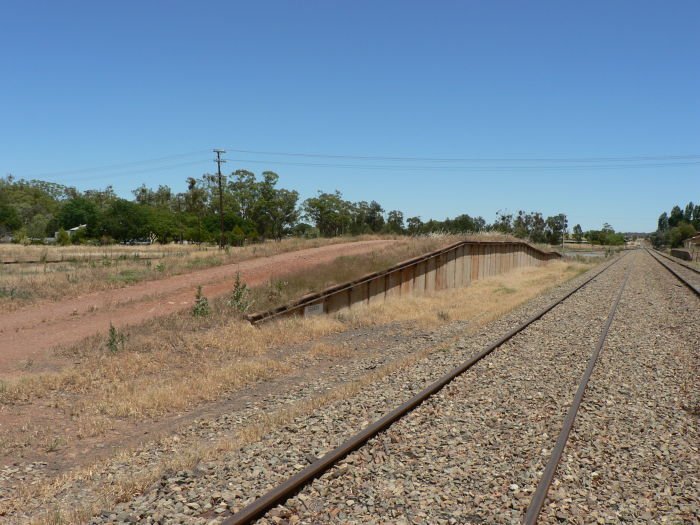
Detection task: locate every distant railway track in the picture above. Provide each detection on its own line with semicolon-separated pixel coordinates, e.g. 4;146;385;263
648;248;700;296
222;252;632;525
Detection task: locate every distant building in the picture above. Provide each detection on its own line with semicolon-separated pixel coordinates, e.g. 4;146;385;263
55;224;87;239
684;233;700;250
684;233;700;260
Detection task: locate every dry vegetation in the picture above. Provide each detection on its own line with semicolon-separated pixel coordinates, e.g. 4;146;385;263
0;235;592;522
0;255;590;448
0;236;392;311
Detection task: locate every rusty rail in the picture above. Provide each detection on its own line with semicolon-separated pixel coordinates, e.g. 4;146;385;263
523;258;634;524
647;249;700;296
652;248;700;275
222;252;626;525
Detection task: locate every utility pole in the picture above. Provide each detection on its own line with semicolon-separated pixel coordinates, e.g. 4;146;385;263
214;149;227;249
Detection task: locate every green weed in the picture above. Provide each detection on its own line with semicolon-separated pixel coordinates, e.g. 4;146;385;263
192;285;210;317
107;322;126;353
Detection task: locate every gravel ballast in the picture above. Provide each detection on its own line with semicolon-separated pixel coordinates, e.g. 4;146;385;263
85;257;632;524
250;253;634;524
537;251;698;524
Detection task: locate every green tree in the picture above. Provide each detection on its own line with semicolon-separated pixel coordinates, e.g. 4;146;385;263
302;191;353;237
0;199;21;235
27;213;51;240
386;210;405;234
56;227;71;246
493;211;513;233
100;199;150;242
265;188;299;240
668;205;684;227
59;197;99;237
669;222;696;248
684;201;694;222
572;224;583;242
406;216;423;235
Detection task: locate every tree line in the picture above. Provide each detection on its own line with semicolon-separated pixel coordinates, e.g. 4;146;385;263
0;171;619;246
651;202;699;248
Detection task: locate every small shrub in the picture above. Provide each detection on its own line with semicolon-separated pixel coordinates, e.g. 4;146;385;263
155;262;165;273
56;228;71;246
192;285;210;316
107;322;125;353
227;272;253;313
437;310;450;321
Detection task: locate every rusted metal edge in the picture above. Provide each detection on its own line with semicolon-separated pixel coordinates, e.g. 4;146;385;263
222;253;626;525
652;248;700;276
523;257;634;525
247;239;561;324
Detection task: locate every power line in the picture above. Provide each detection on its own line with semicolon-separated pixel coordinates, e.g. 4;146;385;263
225;148;700;163
25;150;210;178
14;148;700;184
231;158;700;171
30;159;209;184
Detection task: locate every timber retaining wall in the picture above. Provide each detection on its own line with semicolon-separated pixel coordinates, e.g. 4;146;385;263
248;240;561;325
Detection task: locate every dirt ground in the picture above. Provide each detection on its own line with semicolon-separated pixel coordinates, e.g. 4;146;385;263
0;239;395;375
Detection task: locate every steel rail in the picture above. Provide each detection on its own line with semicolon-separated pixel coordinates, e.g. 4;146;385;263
523;259;634;525
222;252;629;525
646;249;700;296
651;248;700;275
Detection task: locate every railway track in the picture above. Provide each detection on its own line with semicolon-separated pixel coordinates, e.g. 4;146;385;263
222;253;634;525
652;248;700;274
81;249;696;524
647;248;700;295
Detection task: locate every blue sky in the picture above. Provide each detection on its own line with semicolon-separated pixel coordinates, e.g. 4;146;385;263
1;1;698;232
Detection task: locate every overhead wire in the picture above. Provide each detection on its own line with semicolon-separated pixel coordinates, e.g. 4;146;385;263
15;147;700;183
32;159;210;184
25;150;210;178
231;158;700;171
225;148;700;163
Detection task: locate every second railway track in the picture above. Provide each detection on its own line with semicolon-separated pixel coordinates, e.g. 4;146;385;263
647;248;700;295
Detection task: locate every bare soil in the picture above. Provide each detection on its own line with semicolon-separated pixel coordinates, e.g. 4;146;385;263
0;240;395;375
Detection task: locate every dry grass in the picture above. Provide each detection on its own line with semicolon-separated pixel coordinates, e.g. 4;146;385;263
333;260;592;328
0;240;583;427
0;254;591;445
0;235;391;311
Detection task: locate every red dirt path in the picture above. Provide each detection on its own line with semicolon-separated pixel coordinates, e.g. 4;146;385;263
0;240;394;375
